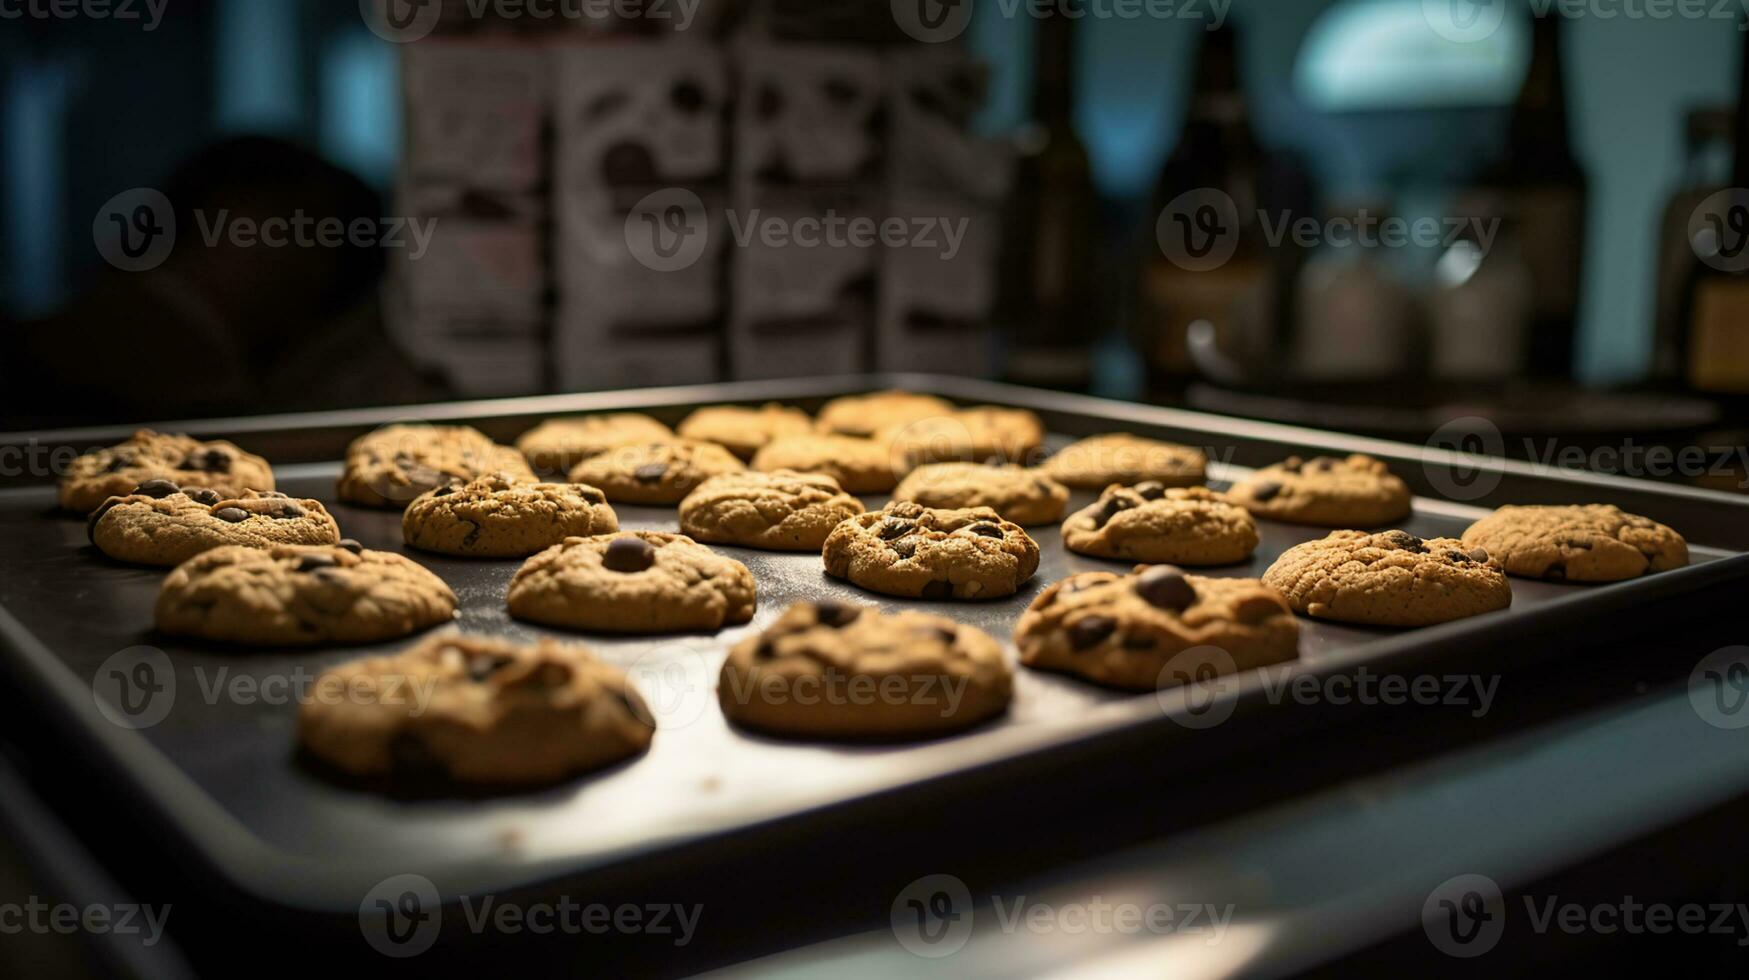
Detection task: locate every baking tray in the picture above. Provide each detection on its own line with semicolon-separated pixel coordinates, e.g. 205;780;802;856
1;374;1747;921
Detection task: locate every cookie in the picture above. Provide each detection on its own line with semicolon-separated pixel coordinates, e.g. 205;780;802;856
1016;567;1299;690
751;435;898;494
1043;434;1207;490
516;414;675;472
822;501;1040;600
815;389;955;438
297;633;653;788
677;403;813;461
89;484;340;567
880;406;1047;467
1227;454;1412;527
568;440;746;505
1460;504;1688;582
337;425;534;510
402;473;619;558
1262;530;1511;627
718;601;1012;740
59;430;274;514
678;470;865;551
891;463;1068;526
155;544;457;646
508;532;756;633
1062;484;1258;565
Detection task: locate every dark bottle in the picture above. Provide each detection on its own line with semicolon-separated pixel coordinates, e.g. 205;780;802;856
1651;107;1733;383
996;10;1098;390
1674;27;1749;402
1485;9;1589;380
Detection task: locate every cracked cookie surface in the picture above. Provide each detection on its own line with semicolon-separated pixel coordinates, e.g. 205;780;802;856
507;531;756;633
718;601;1012;739
814;389;954;438
679;470;864;551
90;484;340;566
568;439;746;505
155;544;457;645
298;632;653;788
677;403;813;460
1227;454;1412;527
1043;433;1207;490
1016;566;1299;690
59;430;275;513
1262;530;1511;627
516;413;674;472
402;473;619;558
337;425;533;510
1461;504;1687;582
822;501;1040;600
880;406;1047;467
1062;484;1258;565
891;463;1068;526
751;434;899;494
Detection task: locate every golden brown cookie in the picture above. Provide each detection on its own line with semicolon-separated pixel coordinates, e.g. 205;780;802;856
516;414;675;472
568;439;746;505
337;424;534;510
402;473;619;558
677;403;813;461
751;434;899;494
507;532;756;633
891;463;1068;526
1227;454;1412;527
59;430;275;514
89;484;340;567
719;601;1012;739
880;406;1047;467
678;470;865;551
1062;484;1258;565
1043;433;1207;490
1016;567;1299;690
822;502;1040;600
1262;530;1511;627
815;390;955;438
1460;504;1688;582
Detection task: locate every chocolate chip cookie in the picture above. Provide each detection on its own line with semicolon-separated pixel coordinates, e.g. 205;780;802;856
1262;530;1511;627
678;470;865;551
1461;504;1688;582
516;413;675;472
507;532;757;633
568;439;746;505
1227;454;1412;527
891;463;1069;526
677;403;813;461
751;435;899;494
1043;433;1207;490
719;601;1012;740
1016;566;1300;690
822;502;1040;600
815;389;955;438
59;430;275;514
298;633;653;788
89;483;340;567
1062;484;1258;565
402;473;619;558
337;424;534;510
881;406;1047;467
155;544;458;646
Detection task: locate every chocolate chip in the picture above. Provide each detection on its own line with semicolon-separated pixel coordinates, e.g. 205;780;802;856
1133;481;1167;500
186;488;222;506
814;599;861;628
1307;456;1340;472
603;536;656;573
270;502;306;520
103;455;131;474
634;463;668;483
966;523;1004;539
577;487;607;504
185;448;232;473
296;553;338;573
1280;457;1304;474
1069;615;1117;650
1546;561;1566;580
260;491;288;499
932;626;957;644
755;640;777;660
1135;566;1196;611
213;507;249;524
1093;496;1133;529
1250;481;1283;502
86;500;119;543
921;580;953;600
878;519;915;540
1447;550;1472;564
1468;546;1489;564
133;479;179;499
432;484;457;497
892;538;919;559
1384;531;1426;552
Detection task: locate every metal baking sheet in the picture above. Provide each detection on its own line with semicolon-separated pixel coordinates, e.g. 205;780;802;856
1;376;1746;913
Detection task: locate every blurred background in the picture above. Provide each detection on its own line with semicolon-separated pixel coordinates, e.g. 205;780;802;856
1;0;1746;482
